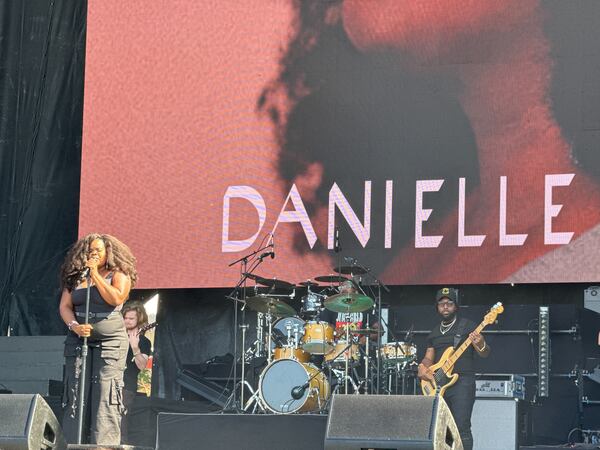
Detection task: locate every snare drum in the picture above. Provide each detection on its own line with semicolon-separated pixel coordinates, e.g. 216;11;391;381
259;359;330;413
378;341;417;367
273;346;310;362
302;321;334;354
324;340;360;368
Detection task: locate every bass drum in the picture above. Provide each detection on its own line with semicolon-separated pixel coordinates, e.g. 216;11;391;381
259;359;330;414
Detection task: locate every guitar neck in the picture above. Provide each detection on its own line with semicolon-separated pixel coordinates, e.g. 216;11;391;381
442;321;485;371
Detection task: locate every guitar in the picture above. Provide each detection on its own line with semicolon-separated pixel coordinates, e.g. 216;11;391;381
421;303;503;397
136;321;157;336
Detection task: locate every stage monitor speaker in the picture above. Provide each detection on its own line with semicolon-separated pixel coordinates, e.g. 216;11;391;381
0;394;66;450
325;394;462;450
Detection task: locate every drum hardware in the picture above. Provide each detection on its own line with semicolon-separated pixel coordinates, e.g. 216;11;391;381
299;280;319;287
339;257;390;394
381;361;419;396
330;367;361;395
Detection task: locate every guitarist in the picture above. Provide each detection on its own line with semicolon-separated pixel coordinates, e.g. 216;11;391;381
417;288;490;450
121;301;152;444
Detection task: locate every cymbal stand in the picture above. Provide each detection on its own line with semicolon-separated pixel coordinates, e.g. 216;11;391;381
364;312;371;394
344;311;351;393
255;312;264;357
331;367;360;395
243;382;266;413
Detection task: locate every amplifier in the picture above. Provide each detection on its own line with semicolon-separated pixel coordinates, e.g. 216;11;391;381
476;375;525;399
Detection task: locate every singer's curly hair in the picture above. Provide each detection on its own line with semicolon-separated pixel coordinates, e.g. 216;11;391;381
60;233;138;291
121;301;148;328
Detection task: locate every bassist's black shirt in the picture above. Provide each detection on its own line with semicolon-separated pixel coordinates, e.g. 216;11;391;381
426;317;478;375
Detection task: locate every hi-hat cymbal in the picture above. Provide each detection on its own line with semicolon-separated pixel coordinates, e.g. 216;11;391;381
243;273;294;289
245;295;296;317
299;280;319;287
333;265;368;275
324;292;374;313
314;275;349;283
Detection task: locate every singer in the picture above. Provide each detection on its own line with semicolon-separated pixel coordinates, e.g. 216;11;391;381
58;233;138;445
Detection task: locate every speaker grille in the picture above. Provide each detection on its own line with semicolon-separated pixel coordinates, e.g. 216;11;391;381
0;395;32;436
327;395;435;442
325;394;462;450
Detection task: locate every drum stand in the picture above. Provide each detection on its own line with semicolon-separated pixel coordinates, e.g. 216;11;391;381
331;368;360;395
242;386;266;413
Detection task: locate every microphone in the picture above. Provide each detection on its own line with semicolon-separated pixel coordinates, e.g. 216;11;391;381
334;228;341;253
343;256;357;264
291;382;309;400
79;267;90;279
259;251;274;260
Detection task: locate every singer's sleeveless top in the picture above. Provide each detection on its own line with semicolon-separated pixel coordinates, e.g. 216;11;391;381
71;272;123;314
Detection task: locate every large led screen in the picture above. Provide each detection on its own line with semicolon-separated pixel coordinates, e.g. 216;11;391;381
81;1;600;288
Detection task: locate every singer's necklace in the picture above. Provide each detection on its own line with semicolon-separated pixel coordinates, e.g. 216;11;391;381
440;317;457;335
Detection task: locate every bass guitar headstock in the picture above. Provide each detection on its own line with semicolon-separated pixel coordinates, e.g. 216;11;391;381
483;302;503;325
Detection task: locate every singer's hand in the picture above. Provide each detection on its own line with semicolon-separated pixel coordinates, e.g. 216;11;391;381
72;323;93;338
85;255;100;275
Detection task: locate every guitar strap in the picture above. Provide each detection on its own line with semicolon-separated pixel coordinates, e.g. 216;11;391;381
453;317;469;348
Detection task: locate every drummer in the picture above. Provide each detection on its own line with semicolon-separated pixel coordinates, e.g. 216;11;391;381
318;280;381;346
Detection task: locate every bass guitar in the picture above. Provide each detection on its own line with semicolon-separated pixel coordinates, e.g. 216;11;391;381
421;302;503;397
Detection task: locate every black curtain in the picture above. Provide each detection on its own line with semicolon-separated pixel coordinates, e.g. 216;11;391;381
0;0;85;335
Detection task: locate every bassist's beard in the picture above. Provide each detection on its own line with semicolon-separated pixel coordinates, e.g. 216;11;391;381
440;311;457;324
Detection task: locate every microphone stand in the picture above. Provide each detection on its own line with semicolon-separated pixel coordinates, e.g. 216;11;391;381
224;239;272;412
76;272;91;444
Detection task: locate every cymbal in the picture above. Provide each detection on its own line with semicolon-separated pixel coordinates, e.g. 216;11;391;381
259;278;295;289
333;265;368;275
243;273;294;289
324;292;374;313
299;280;319;287
314;275;349;283
245;295;296;317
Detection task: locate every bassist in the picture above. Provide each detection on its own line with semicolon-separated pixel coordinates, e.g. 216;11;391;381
417;288;490;450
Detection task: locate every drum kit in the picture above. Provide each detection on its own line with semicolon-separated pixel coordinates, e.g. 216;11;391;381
225;261;419;414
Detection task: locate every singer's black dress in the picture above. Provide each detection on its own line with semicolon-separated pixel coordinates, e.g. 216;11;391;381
61;272;128;445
